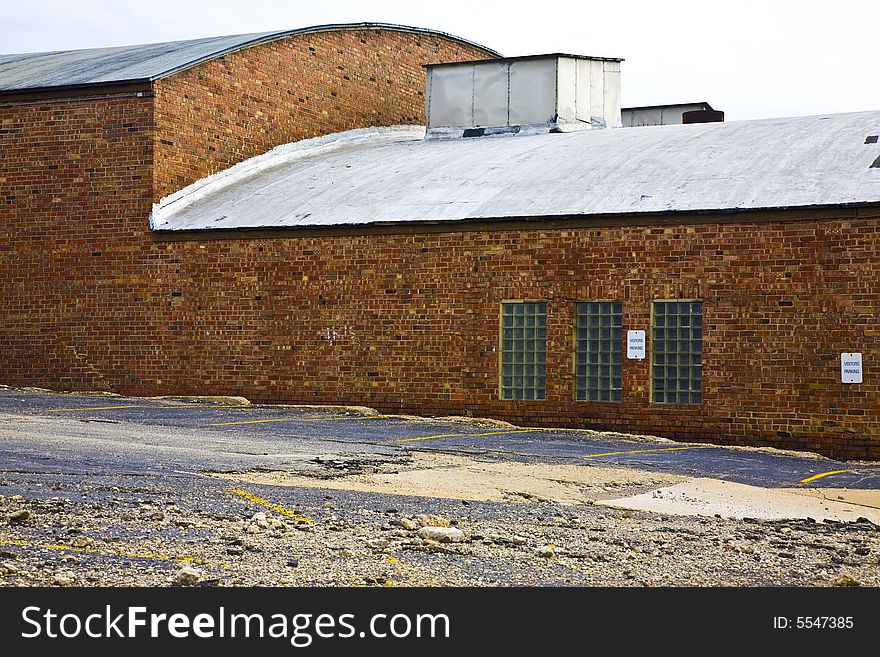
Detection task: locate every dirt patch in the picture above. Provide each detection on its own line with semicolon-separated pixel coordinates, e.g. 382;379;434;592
599;478;880;523
268;404;380;415
213;452;685;505
154;395;252;407
794;488;880;511
724;444;828;460
429;416;518;429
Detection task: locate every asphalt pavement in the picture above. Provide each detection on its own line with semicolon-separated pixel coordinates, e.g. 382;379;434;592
1;387;878;490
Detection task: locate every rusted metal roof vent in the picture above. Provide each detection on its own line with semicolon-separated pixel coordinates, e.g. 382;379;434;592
424;53;623;139
682;108;725;124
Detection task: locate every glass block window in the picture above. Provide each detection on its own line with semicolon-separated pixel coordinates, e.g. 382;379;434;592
575;302;623;402
500;302;547;400
652;301;703;404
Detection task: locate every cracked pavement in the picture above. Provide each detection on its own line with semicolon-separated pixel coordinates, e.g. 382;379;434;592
1;386;878;586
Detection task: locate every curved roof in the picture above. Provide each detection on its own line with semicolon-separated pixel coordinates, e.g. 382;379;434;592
0;23;500;94
150;110;880;233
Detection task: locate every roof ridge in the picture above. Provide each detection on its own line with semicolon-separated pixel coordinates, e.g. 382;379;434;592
0;23;501;94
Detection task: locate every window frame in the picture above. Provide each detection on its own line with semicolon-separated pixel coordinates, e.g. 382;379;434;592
649;299;703;405
573;299;624;403
498;300;547;402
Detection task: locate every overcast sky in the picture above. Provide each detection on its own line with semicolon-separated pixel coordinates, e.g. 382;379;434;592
2;0;878;121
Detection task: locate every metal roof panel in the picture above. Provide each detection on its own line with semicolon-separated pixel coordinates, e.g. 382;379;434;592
150;111;880;232
0;23;500;93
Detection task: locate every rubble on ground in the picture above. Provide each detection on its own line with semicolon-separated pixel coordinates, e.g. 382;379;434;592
1;490;877;587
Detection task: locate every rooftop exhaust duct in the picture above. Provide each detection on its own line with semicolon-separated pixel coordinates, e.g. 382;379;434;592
424;53;623;139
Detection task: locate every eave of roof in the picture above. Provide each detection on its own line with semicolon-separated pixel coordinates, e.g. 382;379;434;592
423;52;624;68
0;22;501;95
149;110;880;234
622;101;715;112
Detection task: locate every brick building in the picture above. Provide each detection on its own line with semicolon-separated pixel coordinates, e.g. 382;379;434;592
1;23;878;459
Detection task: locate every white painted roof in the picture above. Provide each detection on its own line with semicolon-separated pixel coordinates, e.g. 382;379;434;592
150;111;880;232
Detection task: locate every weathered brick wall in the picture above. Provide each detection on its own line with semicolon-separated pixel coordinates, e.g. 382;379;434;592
0;93;154;391
0;24;494;394
126;216;877;460
152;27;494;201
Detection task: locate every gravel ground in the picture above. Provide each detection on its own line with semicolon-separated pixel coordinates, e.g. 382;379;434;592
1;477;877;587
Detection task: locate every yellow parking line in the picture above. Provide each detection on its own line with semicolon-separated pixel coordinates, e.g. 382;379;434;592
584;445;712;459
470;428;543;437
388;433;465;443
799;469;854;485
0;539;214;566
386;428;542;443
49;404;240;412
209;418;288;427
227;487;316;524
211;414;391;427
301;415;391;422
49;405;148;412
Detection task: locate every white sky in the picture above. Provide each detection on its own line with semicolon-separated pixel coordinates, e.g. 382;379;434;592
2;0;878;121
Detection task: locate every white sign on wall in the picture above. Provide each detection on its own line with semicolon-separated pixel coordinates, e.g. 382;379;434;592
627;330;646;360
841;353;863;384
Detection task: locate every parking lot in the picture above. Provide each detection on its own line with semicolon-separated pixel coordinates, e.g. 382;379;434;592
5;387;879;488
1;386;879;587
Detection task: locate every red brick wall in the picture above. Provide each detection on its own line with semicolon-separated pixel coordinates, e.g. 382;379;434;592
0;93;154;391
0;24;494;394
152;27;495;201
122;217;875;461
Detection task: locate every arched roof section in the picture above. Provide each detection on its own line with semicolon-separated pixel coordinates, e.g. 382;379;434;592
150;111;880;232
0;23;500;94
